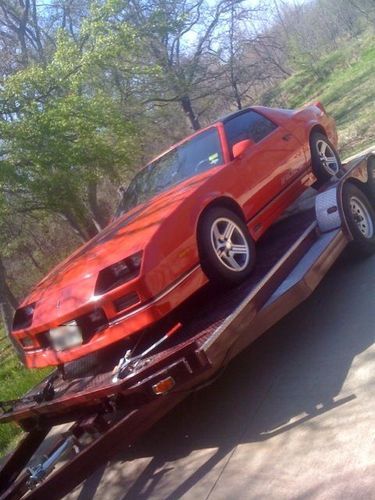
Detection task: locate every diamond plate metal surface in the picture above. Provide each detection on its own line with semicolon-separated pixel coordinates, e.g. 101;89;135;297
315;187;342;233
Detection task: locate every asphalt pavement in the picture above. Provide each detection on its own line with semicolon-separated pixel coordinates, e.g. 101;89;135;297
66;245;375;500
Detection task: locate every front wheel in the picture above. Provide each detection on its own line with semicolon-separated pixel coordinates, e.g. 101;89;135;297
198;207;256;285
310;132;341;183
342;183;375;255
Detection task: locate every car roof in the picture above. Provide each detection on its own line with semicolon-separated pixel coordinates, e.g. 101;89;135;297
144;106;256;169
215;106;254;124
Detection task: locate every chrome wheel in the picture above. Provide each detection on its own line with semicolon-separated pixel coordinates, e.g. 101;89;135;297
316;139;340;175
350;196;374;238
210;217;250;272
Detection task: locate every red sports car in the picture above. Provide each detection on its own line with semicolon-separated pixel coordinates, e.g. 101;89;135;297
12;104;340;368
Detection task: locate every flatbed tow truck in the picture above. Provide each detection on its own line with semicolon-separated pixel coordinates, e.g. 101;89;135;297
0;151;374;500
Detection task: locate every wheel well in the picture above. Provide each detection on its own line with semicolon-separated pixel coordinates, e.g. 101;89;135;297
197;197;246;233
309;124;327;141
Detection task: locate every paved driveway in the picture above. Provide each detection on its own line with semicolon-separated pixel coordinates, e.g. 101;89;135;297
67;246;375;500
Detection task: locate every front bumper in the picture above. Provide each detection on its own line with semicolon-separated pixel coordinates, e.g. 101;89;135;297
20;264;207;368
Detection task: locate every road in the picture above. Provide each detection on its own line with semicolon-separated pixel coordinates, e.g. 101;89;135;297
66;244;375;500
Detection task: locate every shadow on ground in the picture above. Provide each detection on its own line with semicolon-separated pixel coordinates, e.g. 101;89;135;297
77;248;375;500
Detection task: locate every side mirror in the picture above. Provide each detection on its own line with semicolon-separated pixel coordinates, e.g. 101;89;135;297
232;139;254;159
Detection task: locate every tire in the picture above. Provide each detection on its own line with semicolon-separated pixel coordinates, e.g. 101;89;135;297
310;132;341;184
198;207;256;285
342;183;375;255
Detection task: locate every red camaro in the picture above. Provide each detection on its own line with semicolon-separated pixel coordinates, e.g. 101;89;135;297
12;104;340;368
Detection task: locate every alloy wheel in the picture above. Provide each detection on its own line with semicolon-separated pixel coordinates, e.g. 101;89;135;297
210;217;250;272
316;139;340;175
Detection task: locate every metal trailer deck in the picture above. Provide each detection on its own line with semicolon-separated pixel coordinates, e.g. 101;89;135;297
0;152;374;500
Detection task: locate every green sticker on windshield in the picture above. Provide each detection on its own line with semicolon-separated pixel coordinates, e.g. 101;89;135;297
209;153;219;164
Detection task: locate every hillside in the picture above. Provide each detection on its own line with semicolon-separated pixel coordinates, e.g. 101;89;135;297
264;33;375;157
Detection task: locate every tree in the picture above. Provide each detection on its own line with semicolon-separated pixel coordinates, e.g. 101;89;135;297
348;0;375;23
0;195;18;333
0;255;17;332
217;1;250;110
98;0;251;131
0;30;138;239
212;2;287;112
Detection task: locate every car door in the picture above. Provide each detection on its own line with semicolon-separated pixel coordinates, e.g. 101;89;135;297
223;109;306;221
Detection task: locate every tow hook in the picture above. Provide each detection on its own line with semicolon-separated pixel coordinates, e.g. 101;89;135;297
112;323;182;382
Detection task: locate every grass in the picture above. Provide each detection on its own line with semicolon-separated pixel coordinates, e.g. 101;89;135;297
263;33;375;157
0;331;50;457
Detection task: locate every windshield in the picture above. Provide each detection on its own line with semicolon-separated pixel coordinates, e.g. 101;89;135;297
116;127;223;217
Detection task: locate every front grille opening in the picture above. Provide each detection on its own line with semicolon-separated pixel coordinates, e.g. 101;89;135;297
77;309;108;341
38;331;51;348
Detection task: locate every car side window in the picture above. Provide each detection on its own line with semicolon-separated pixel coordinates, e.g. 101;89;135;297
224;110;278;151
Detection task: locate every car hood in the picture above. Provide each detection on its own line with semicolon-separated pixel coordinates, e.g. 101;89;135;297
21;172;214;323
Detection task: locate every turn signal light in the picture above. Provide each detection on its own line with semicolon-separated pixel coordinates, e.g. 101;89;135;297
19;336;36;349
152;376;175;395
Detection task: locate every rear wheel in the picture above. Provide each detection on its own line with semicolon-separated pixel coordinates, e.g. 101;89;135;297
198;207;256;285
342;183;375;255
310;132;341;183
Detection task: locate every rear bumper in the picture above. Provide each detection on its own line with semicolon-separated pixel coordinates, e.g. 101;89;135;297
21;265;207;368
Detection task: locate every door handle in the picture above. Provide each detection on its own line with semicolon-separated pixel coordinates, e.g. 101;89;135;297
282;133;293;141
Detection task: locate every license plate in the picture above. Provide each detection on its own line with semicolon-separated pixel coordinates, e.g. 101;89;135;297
49;321;83;351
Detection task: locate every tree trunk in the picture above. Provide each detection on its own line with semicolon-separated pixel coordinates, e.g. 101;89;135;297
59;196;100;242
80;213;100;240
0;256;18;334
0;302;14;335
88;181;109;230
22;245;43;272
59;210;97;242
18;0;31;66
59;212;87;242
180;96;201;131
0;257;18;309
229;3;242;111
31;0;45;64
232;78;242;110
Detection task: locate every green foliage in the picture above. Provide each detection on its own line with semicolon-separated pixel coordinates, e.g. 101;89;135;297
0;30;138;226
